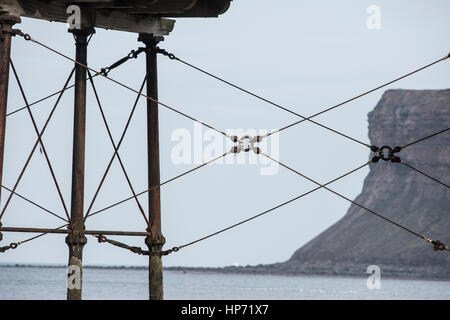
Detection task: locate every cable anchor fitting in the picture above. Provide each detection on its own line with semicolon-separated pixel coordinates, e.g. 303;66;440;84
0;242;18;253
156;47;177;60
149;246;181;257
432;240;450;252
370;145;402;163
0;28;30;40
229;135;263;154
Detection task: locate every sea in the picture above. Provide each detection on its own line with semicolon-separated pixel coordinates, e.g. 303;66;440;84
0;266;448;300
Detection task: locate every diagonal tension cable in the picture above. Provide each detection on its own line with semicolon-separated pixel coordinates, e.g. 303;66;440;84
0;224;68;253
1;185;68;222
268;53;450;137
168;160;371;254
401;127;449;150
86;151;231;220
260;153;449;252
7;85;76;117
7;29;449;257
157;48;449;143
93;233;182;256
157;48;370;148
84;75;147;221
9;60;71;221
92;234;148;255
14;32;228;138
6;47;146;117
87;70;149;226
401;161;449;189
369;127;449;189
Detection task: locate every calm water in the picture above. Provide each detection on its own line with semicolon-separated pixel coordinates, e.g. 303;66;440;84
0;266;448;300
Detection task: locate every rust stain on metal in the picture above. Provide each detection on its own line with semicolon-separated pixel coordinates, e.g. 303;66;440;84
139;33;166;300
0;13;20;244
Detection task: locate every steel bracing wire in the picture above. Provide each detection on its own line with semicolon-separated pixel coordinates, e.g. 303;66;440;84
83;75;147;221
401;161;449;189
173;161;371;252
24;34;229;138
87;69;149;226
401;127;450;149
7;60;71;221
1;31;448;255
157;48;449;144
1;185;67;222
0;65;75;223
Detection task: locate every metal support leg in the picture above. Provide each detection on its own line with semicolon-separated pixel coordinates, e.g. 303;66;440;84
0;14;20;243
139;33;165;300
66;27;94;300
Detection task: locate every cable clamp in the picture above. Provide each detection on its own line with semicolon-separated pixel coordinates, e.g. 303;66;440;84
156;47;176;60
0;28;28;39
371;145;402;163
0;242;18;253
96;234;107;243
129;47;145;59
230;135;263;154
151;246;181;256
99;67;110;76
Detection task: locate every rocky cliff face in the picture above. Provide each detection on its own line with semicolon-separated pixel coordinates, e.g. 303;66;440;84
271;89;450;279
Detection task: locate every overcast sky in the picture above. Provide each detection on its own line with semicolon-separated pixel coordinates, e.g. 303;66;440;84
1;0;449;267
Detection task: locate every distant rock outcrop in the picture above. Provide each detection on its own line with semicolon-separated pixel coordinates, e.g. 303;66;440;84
245;89;450;279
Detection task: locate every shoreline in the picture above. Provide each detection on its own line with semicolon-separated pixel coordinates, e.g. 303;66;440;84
1;263;448;282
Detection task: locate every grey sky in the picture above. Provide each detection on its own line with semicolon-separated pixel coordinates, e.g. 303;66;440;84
1;0;449;267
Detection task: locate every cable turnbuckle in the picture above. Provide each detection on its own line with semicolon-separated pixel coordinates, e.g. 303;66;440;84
371;145;402;163
99;47;145;76
0;28;30;40
230;135;263;154
432;240;449;252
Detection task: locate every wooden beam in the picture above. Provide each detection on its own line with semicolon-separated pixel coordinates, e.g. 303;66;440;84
0;0;175;34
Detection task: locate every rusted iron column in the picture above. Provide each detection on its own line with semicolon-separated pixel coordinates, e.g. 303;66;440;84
0;13;20;243
66;27;94;300
139;33;166;300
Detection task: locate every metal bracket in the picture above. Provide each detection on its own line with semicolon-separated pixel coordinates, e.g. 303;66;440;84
230;135;263;154
371;145;402;163
65;228;87;250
